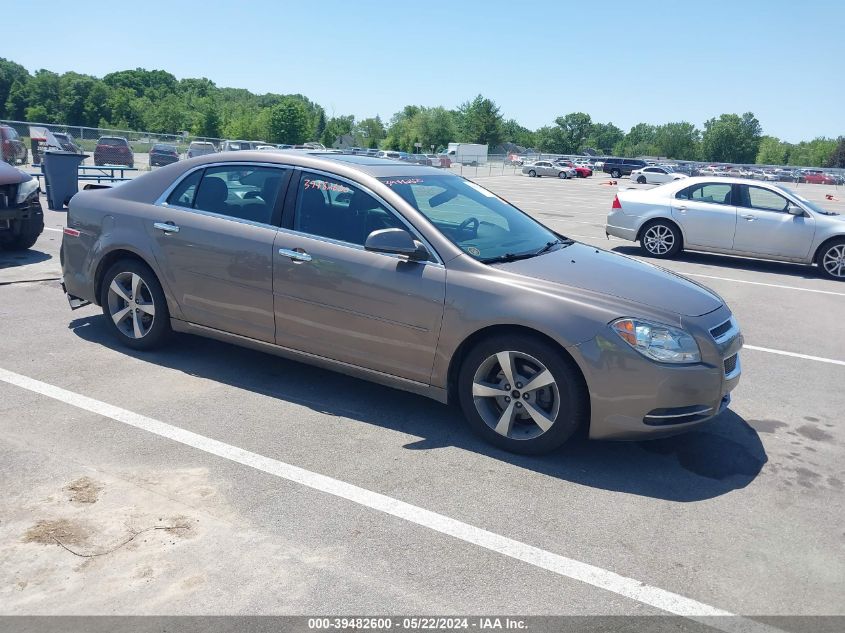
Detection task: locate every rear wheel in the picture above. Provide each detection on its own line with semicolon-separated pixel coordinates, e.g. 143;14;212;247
100;259;171;350
637;176;647;184
817;239;845;280
639;220;682;258
558;171;567;179
458;334;588;455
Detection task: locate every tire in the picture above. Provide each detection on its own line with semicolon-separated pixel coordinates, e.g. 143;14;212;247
558;171;567;179
100;259;171;350
457;334;588;455
610;169;621;178
637;176;647;184
528;170;536;177
0;214;44;251
817;239;845;281
639;220;683;258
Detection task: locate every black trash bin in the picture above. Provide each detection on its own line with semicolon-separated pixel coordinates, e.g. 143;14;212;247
43;150;88;210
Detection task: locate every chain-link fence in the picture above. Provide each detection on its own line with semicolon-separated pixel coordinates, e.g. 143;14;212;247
2;118;843;186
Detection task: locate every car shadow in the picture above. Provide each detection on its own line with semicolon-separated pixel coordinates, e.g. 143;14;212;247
69;314;767;503
0;248;52;270
611;245;819;280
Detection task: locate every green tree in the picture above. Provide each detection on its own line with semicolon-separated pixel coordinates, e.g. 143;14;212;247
787;137;837;167
321;115;355;147
313;108;326;141
354;116;386;148
4;80;28;120
700;112;762;163
266;97;311;144
0;58;30;118
457;95;503;147
756;136;789;165
193;100;221;138
502;119;535;148
584;122;624;154
827;137;845;168
653;122;699;159
614;123;659;157
553;112;592;153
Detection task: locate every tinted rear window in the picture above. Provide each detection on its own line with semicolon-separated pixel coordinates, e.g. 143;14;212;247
98;138;127;146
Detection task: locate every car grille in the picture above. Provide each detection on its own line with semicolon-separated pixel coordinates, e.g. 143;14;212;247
0;183;16;209
710;319;733;340
724;354;738;375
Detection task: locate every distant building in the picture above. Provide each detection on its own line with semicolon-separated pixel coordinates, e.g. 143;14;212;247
332;134;355;149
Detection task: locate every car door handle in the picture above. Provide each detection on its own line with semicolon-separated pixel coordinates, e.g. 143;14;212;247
153;221;180;233
278;248;312;263
741;214;756;221
677;205;687;212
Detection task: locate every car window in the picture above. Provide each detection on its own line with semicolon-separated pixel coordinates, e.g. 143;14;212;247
192;165;285;224
167;169;202;207
98;138;126;146
677;183;733;204
293;173;406;246
740;185;789;212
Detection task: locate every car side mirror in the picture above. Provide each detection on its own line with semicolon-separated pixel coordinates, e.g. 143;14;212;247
364;228;430;261
787;204;804;216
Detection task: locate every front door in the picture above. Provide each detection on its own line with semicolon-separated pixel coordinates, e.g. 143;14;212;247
732;184;816;258
149;163;291;342
671;181;738;249
272;171;446;384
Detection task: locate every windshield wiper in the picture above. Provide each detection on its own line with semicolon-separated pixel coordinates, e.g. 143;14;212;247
534;238;573;256
480;252;539;264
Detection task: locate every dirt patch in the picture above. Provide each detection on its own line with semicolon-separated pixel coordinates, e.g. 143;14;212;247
65;476;103;504
23;519;89;546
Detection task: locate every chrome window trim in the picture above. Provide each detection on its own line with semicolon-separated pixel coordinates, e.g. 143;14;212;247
291;166;444;266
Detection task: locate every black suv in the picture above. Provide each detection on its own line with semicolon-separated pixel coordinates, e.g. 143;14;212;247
602;158;647;178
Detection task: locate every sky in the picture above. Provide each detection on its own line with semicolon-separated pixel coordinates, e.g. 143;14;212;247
7;0;844;142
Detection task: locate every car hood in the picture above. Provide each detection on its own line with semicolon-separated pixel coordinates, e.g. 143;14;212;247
496;243;723;317
0;160;30;185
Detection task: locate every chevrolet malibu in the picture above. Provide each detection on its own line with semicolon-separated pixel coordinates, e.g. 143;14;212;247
61;153;742;454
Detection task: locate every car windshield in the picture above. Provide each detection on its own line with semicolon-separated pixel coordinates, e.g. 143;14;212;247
778;187;839;216
379;175;568;262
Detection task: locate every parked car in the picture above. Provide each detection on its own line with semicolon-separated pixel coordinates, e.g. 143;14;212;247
437;153;452;168
410;154;432;166
221;140;251;152
629;166;688;185
0;125;28;165
185;142;217;159
0;160;43;250
93;136;134;167
149;143;180;167
522;161;573;179
802;170;837;185
377;151;403;160
61;151;742;454
553;159;592;178
606;176;845;280
425;154;442;167
276;144;293;149
602;158;647;178
52;132;82;154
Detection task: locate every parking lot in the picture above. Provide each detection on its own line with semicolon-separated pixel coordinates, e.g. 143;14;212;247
1;172;843;628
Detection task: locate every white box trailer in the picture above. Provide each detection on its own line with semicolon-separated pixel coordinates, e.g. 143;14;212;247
445;143;488;166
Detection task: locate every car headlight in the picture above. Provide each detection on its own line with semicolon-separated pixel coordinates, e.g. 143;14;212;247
16;178;39;204
611;318;701;364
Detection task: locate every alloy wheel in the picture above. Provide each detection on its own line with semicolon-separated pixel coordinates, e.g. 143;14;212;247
471;350;560;440
822;244;845;278
106;272;156;339
643;224;675;255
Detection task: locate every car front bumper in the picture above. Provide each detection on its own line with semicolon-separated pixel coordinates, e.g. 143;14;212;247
569;305;743;440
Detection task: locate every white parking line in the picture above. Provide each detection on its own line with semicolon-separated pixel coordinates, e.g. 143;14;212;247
43;227;64;233
682;273;845;297
745;345;845;366
0;366;782;633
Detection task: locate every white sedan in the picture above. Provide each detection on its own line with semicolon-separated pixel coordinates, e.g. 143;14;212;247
629;166;688;184
605;176;845;279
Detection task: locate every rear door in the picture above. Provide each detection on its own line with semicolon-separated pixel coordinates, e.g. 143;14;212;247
671;181;738;249
150;163;292;342
272;170;446;383
732;184;816;258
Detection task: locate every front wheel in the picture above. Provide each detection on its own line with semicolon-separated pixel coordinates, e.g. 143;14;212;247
558;171;568;179
818;240;845;280
528;170;536;177
639;220;682;258
100;259;171;350
610;169;621;178
458;334;588;455
637;176;647;184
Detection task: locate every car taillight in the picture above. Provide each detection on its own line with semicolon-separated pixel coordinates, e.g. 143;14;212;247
612;195;622;210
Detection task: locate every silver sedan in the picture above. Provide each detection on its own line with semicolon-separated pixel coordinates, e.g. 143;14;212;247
522;161;572;179
606;176;845;280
